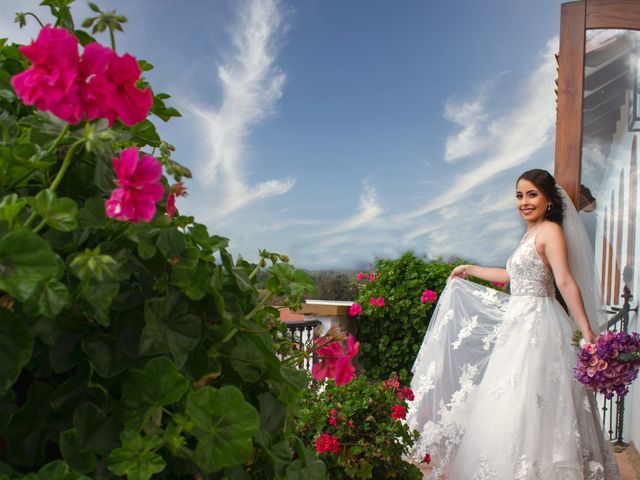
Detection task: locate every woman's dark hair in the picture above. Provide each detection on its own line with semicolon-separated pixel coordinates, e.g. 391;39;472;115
516;169;564;225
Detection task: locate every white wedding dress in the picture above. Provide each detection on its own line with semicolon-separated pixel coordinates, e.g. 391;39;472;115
406;231;620;479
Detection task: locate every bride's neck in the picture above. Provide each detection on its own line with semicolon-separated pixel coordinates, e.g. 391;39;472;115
526;219;545;233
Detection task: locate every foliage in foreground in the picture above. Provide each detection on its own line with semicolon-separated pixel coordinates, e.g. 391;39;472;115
353;252;461;382
295;376;422;480
0;2;325;479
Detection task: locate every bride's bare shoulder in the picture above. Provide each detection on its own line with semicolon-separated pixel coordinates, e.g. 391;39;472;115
538;221;565;242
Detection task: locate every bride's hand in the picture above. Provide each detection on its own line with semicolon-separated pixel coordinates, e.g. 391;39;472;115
448;265;468;282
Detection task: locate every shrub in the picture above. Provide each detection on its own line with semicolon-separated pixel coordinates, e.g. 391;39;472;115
0;4;326;479
353;252;461;382
295;376;422;480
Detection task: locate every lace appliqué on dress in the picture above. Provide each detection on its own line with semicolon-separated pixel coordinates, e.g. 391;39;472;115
451;315;478;350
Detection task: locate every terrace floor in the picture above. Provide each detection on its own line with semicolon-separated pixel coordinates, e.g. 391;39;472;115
418;442;640;479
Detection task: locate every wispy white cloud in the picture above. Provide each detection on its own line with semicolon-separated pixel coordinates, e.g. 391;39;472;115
341;182;383;231
443;82;493;162
187;0;294;215
405;37;558;222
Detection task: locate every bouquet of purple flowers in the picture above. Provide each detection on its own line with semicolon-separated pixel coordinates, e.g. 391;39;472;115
574;330;640;399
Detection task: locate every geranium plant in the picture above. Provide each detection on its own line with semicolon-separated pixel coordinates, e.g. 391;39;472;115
0;3;327;479
354;252;461;381
295;375;422;480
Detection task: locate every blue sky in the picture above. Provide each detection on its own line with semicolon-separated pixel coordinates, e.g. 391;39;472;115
2;0;565;269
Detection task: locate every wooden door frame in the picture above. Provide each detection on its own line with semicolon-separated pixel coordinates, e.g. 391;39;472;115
554;0;640;206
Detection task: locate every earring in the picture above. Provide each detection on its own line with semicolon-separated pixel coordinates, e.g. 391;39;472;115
547;204;551;212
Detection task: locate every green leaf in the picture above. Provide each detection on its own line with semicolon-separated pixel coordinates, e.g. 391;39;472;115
77;197;107;229
34;279;70;317
0;309;33;395
139;291;201;366
0;194;26;229
0;229;63;301
129;120;160;147
3;382;53;466
137;59;154;71
257;392;287;436
108;430;165;480
34;460;93;479
29;190;78;232
120;357;189;428
81;333;128;378
156;228;187;257
60;403;117;473
186;386;260;472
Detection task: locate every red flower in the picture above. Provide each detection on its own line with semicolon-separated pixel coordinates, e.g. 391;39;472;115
166;193;177;219
348;420;354;429
383;376;400;391
369;273;376;282
357;272;366;281
311;334;359;386
11;26;83;123
423;453;431;464
105;147;164;223
328;409;338;427
491;281;506;289
396;387;414;401
315;433;340;455
390;404;407;420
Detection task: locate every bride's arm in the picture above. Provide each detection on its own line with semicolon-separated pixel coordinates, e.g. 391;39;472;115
540;223;597;344
449;264;509;283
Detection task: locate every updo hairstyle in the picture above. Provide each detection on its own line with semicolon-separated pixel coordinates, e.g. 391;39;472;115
516;169;564;226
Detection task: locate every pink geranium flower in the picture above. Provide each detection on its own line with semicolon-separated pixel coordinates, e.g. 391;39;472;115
81;43;152;126
348;303;362;317
491;281;506;289
357;272;366;281
12;26;152;126
370;297;384;307
11;26;83;123
421;289;437;303
312;334;359;386
369;273;376;282
105;147;164;223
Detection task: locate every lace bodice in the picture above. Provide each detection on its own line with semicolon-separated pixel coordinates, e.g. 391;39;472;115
506;234;555;297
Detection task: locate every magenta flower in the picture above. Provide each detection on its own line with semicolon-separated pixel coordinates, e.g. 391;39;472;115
105;147;164;223
369;297;377;306
369;273;376;282
376;297;385;307
421;289;438;303
357;272;366;281
81;43;152;126
312;334;359;386
11;26;83;123
12;26;152;126
348;303;362;317
491;281;506;289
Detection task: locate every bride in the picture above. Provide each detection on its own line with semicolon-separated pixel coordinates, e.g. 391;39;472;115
406;169;620;479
